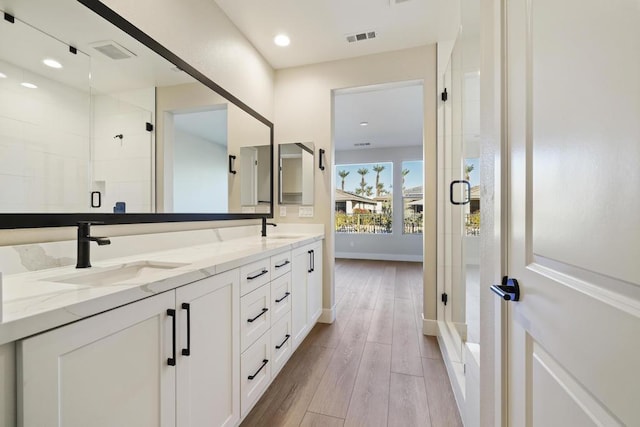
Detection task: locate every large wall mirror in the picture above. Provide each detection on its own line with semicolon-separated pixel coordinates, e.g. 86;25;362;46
0;0;273;228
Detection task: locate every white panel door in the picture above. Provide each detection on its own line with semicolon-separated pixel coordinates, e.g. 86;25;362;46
176;269;240;427
505;0;640;425
291;246;310;349
18;291;176;427
307;242;323;325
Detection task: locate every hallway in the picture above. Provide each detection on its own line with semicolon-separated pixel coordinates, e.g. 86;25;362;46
241;259;462;427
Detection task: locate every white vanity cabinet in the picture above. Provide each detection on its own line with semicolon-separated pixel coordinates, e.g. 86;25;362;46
291;241;323;350
0;342;16;427
17;269;240;427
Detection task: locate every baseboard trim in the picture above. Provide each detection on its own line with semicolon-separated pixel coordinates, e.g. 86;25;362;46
422;316;439;336
318;305;336;324
335;252;423;262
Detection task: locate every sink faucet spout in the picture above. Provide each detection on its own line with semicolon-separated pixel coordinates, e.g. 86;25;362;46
76;222;111;268
261;217;277;237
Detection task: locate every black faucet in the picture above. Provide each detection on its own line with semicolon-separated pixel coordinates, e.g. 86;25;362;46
261;217;277;237
76;221;111;268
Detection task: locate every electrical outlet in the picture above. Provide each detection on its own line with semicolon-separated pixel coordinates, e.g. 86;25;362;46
280;206;287;217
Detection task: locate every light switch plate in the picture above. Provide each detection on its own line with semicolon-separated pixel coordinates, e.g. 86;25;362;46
298;206;314;218
241;206;256;213
280;206;287;217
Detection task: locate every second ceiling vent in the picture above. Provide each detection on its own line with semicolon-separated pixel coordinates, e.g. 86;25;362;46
346;31;377;43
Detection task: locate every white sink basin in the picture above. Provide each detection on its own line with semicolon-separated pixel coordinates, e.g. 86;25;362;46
44;261;187;286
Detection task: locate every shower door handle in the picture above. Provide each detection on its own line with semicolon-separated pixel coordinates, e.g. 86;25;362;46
450;180;471;205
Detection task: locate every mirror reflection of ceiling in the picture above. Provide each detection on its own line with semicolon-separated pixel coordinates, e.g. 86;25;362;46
174;108;228;145
0;0;194;93
333;81;424;152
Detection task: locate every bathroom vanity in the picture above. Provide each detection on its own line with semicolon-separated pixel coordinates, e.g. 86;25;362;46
0;231;323;427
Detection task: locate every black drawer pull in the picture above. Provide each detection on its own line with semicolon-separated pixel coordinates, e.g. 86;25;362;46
247;308;268;323
167;309;176;366
248;359;269;380
181;303;191;356
275;260;290;268
247;269;268;280
275;334;291;349
275;292;291;303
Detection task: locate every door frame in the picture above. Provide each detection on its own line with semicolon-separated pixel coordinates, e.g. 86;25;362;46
479;0;508;425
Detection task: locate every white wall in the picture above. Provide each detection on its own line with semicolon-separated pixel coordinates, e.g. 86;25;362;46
173;128;227;213
274;45;437;323
335;146;423;261
0;59;90;213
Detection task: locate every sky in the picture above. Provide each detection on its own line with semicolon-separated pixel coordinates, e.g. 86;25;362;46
335;161;424;195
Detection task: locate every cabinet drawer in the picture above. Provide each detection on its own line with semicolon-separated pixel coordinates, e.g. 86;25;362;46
270;272;292;323
240;285;271;352
241;332;271;417
240;258;271;296
270;251;292;279
270;315;292;378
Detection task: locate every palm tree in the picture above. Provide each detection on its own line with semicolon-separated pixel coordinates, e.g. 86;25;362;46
338;170;350;191
376;182;386;196
372;164;385;196
356;168;369;194
402;168;410;192
365;185;374;197
464;163;475;181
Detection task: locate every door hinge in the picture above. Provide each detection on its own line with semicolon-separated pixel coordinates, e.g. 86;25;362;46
145;122;154;132
441;292;448;306
441;88;448;102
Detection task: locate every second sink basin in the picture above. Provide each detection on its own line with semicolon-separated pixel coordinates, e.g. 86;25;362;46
44;261;187;286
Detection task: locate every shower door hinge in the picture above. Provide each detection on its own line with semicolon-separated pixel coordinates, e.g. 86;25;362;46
441;293;448;305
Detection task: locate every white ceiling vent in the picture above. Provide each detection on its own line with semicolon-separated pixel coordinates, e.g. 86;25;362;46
346;31;377;43
354;142;371;147
89;41;136;60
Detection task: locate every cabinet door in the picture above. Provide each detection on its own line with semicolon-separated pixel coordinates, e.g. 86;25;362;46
176;269;240;427
18;291;176;427
291;247;310;350
307;242;323;325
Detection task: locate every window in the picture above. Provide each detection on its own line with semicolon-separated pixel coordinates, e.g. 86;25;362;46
335;162;393;234
464;157;480;236
402;160;423;234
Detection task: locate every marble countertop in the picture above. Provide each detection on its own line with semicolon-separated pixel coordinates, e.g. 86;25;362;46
0;232;323;346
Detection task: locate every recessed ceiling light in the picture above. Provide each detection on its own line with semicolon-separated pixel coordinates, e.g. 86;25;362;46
0;72;6;78
360;121;369;126
274;34;290;47
43;58;63;69
21;82;37;89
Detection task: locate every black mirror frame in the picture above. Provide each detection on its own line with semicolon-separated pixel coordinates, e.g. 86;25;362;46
0;0;274;229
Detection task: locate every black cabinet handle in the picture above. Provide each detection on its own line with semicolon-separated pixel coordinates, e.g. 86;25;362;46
248;359;269;380
308;250;313;273
247;308;268;323
181;303;191;356
275;292;291;303
275;334;291;350
311;249;315;272
247;269;268;280
275;260;290;268
167;309;176;366
229;155;237;174
319;148;325;170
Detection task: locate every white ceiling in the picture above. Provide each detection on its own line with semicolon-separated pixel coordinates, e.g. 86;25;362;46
213;0;441;69
333;82;423;151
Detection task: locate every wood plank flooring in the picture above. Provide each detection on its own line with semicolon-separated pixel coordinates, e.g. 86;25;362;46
240;259;462;427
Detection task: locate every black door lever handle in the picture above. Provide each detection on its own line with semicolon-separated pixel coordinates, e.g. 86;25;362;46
490;276;520;301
